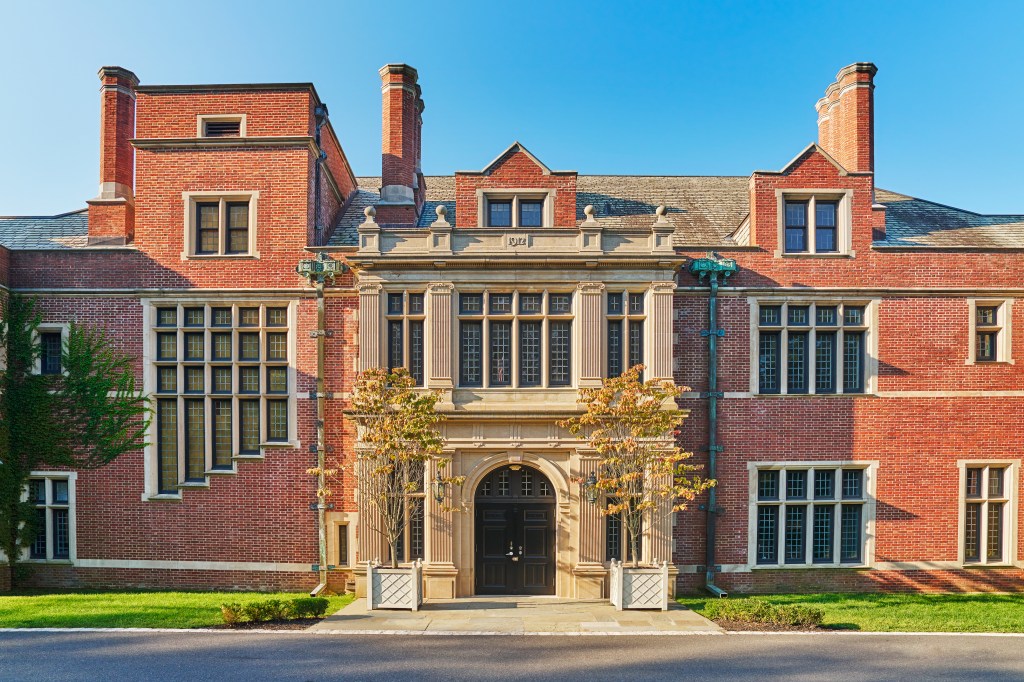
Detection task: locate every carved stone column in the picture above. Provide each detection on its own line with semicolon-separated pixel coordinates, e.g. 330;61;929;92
358;282;382;371
577;282;605;388
572;451;608;598
426;282;454;408
423;455;458;599
648;282;676;383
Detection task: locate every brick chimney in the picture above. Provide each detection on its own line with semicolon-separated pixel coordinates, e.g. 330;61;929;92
815;63;877;174
377;63;424;225
87;66;138;245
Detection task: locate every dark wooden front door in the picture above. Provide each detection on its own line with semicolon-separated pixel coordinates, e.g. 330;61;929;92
474;466;556;595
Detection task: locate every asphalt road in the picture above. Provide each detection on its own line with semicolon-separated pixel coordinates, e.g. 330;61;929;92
1;631;1022;681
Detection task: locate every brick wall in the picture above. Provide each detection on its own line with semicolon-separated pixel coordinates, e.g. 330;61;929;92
455;148;577;227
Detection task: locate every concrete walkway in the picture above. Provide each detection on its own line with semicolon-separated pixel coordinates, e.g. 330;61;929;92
311;596;721;634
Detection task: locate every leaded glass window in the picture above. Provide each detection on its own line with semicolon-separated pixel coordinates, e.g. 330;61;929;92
607;291;645;379
40;332;62;375
385;291;426;386
963;465;1012;564
973;302;1007;363
783;196;845;255
27;476;72;561
192;198;252;256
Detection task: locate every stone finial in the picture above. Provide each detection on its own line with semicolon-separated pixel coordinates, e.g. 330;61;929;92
364;205;377;220
581;204;599;227
430;203;451;229
654;204;671;226
436;204;446;219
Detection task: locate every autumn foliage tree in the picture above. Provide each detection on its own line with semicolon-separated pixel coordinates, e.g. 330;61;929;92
349;367;463;568
559;365;714;567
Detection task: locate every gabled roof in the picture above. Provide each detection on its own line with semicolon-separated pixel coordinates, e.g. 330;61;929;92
0;209;90;249
457;141;575;176
756;142;857;177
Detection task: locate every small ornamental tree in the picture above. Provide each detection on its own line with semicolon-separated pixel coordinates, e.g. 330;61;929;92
559;365;714;567
0;295;150;586
349;367;463;568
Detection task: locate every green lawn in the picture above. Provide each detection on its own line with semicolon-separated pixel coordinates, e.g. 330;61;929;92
678;592;1024;632
0;590;354;629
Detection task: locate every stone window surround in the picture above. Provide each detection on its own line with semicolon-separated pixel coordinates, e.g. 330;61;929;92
746;461;877;570
22;472;77;564
605;290;648;380
966;299;1014;365
477;188;556;228
385;290;426;386
32;323;70;376
140;299;298;501
749;297;879;395
181;190;260;260
774;189;855;258
330;513;356;568
956;460;1019;567
196;114;247;138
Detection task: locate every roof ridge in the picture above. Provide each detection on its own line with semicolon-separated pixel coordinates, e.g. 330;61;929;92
0;207;88;220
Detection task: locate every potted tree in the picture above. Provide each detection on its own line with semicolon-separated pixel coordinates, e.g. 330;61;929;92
560;365;713;610
349;367;462;610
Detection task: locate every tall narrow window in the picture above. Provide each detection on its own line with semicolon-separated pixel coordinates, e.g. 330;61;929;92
973;303;1006;363
28;476;73;561
815;201;838;252
157;400;178;494
40;332;62;375
963;465;1012;564
549;321;571;386
385;292;425;386
607;292;645;379
460;321;483;386
784;201;807;253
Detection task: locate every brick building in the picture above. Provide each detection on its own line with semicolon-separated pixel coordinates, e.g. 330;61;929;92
1;62;1021;596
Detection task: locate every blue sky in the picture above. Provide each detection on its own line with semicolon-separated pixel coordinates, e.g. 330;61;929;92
1;0;1021;216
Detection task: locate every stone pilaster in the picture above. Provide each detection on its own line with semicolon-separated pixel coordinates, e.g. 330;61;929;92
357;282;382;371
572;452;608;598
577;282;605;388
423;456;458;598
648;282;676;383
426;282;454;407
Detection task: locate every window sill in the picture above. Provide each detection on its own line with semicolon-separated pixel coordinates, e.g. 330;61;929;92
773;251;855;259
260;441;299;449
22;559;74;565
181;253;261;261
144;493;183;502
754;392;875;398
960;562;1016;569
965;359;1016;366
751;563;870;570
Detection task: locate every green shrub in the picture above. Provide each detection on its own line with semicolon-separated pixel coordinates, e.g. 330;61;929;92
240;600;285;622
702;599;824;628
288;597;329;619
220;603;242;625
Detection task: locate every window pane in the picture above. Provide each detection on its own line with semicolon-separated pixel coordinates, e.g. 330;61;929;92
788;306;809;326
965;468;982;498
212;400;232;469
785;201;807;227
157;399;178;494
184;332;204;361
338;526;349;566
814;470;835;499
606;512;622;562
267;367;288;393
410;498;425;560
239;332;260;361
787;331;808;393
211;332;232;361
843;331;865;393
460;294;483;315
987;502;1004;561
227;202;248;228
519;201;543;227
40;333;62;375
212;366;232;393
816;306;838;326
520;321;542;386
964;503;981;562
489;293;513;314
757;470;779;500
388;320;403;371
489;321;512;386
267;400;288;442
184;366;204;393
488;201;512;227
227;228;248;254
239;308;259;327
840;504;862;563
184;307;204;327
815;331;836;393
759;331;780;393
812;505;834;563
266;307;287;327
460;321;482;386
157;308;178;327
521;468;533;496
786;470;807;500
756;506;778;564
759;305;782;327
31;508;47;558
785;226;806;253
266;332;287;361
197;203;219;250
628;320;644;374
816;226;837;253
387;293;404;315
549;293;572;314
976;306;998;326
52;480;69;505
607;320;623;378
239;366;260;393
843;306;865;326
607;292;623;315
211;307;232;326
157;332;177;361
519;293;542;314
784;505;807;564
628;293;644;314
409;321;424;386
549;321;571;386
53;508;70;559
408;294;424;315
29;479;46;505
239;400;260;453
976;332;997;362
815;202;837;252
988;468;1005;497
842;470;863;499
184;399;205;481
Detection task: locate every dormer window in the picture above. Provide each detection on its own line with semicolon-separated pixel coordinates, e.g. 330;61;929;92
482;193;552;228
197;115;246;138
777;192;851;257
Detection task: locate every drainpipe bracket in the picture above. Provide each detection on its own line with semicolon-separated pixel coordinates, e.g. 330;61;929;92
701;391;724;399
309;330;334;338
700;329;726;337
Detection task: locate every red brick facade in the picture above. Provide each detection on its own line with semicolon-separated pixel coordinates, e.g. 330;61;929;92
2;61;1021;596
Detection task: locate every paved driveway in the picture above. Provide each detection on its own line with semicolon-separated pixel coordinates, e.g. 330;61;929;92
2;631;1023;681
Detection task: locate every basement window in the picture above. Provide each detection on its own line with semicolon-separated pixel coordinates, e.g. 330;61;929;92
197;115;246;138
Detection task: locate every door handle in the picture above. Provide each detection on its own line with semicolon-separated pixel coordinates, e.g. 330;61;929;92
506;551;514;557
511;556;519;562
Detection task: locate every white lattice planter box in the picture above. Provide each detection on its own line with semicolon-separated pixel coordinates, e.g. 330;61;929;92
609;559;670;611
367;560;423;611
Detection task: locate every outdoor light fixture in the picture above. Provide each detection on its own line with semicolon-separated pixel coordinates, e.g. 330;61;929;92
583;471;599;505
432;478;449;504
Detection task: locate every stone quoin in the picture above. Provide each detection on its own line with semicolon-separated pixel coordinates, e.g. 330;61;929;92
1;62;1022;597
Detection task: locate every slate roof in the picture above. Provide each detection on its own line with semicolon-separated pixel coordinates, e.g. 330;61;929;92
0;209;90;249
874;189;1024;248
